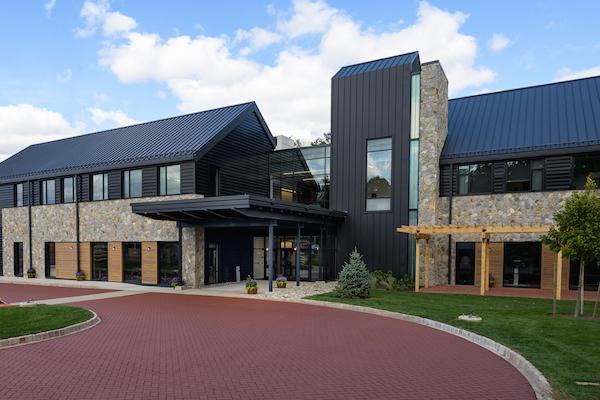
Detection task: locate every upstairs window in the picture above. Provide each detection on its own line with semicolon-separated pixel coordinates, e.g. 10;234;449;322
63;177;75;203
574;153;600;189
506;160;531;192
92;173;109;201
41;180;56;205
123;169;142;198
15;183;24;207
458;164;491;195
531;160;544;191
159;165;181;196
366;138;392;211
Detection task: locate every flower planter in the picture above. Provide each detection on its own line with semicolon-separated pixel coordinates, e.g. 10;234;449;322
26;270;36;279
246;287;258;294
276;281;287;288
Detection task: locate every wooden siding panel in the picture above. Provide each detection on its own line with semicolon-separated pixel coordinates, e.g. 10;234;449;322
108;242;123;282
141;241;158;284
108;170;122;200
142;167;157;197
561;255;570;291
55;242;77;279
80;242;92;280
489;242;504;287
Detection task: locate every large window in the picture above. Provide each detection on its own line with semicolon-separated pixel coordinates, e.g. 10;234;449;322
63;177;75;203
506;160;531;192
123;169;142;198
92;242;108;281
15;183;24;207
366;137;392;211
531;160;544;191
159;242;180;285
45;242;56;279
41;180;56;205
159;165;181;196
123;242;142;283
574;153;600;189
92;173;109;201
458;163;491;195
14;242;23;277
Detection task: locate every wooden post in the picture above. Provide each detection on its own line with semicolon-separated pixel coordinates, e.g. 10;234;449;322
556;250;563;301
480;234;488;296
415;237;421;293
424;238;430;289
485;240;491;292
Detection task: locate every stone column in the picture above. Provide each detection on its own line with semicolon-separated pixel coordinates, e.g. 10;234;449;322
182;226;205;288
418;61;450;286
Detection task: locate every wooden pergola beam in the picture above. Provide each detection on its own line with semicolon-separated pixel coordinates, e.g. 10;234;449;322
397;224;553;235
556;250;563;301
424;238;430;289
415;238;421;293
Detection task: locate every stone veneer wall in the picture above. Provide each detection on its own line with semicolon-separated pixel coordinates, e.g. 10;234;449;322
417;61;450;286
2;194;206;287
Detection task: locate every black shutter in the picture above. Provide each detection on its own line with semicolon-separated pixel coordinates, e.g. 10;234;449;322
180;162;195;194
492;162;506;193
32;181;40;206
80;174;90;202
55;179;62;204
0;185;13;207
439;165;451;197
108;170;122;200
142;166;158;197
451;165;459;195
545;156;573;190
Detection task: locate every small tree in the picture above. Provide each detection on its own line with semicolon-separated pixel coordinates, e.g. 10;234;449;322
334;248;370;298
311;132;331;146
542;177;600;317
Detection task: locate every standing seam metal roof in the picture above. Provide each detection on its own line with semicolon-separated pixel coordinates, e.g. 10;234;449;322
0;102;273;182
442;76;600;163
333;52;420;78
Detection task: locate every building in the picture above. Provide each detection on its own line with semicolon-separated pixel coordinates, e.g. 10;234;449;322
1;51;599;292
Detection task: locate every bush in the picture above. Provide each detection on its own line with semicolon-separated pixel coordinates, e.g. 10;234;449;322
334;249;370;298
369;270;414;291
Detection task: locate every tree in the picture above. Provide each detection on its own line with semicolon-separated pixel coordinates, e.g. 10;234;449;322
311;132;331;146
541;177;600;317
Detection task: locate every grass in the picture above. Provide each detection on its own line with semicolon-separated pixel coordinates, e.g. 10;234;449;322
308;290;600;400
0;304;93;340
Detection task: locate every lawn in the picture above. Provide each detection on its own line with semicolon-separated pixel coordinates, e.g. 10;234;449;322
0;304;93;340
308;290;600;400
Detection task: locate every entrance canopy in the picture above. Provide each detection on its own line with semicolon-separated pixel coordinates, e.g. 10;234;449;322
131;194;345;227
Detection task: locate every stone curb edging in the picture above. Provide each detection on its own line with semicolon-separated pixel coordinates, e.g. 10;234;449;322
289;298;554;400
0;309;100;349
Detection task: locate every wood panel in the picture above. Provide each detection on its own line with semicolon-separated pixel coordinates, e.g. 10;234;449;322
80;242;92;280
142;241;158;284
108;242;123;282
541;244;555;290
55;242;77;279
561;255;570;291
489;242;504;288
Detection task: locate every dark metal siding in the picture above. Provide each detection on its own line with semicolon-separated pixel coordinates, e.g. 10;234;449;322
545;156;573;190
108;170;122;200
180;162;195;195
492;162;506;193
331;60;416;277
142;167;158;197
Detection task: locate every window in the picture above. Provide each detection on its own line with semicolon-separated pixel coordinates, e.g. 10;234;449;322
14;242;23;277
123;169;142;198
159;165;181;195
45;242;56;278
458;163;491;195
531;160;544;191
366;138;392;211
506;160;531;192
41;180;56;205
123;242;142;283
92;242;108;281
210;166;221;196
92;173;109;201
159;242;180;285
574;153;600;189
63;177;75;203
15;183;24;207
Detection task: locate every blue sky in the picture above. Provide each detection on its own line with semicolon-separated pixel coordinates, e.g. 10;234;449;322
1;0;599;160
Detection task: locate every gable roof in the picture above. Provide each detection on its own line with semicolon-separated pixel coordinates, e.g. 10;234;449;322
441;76;600;164
333;52;420;79
0;102;274;183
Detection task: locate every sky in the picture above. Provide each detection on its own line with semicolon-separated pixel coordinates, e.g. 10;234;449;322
1;0;599;161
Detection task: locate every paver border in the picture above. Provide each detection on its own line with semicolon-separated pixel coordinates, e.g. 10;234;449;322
0;308;100;349
289;298;553;400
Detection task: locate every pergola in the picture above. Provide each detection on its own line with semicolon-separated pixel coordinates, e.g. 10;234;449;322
396;224;564;298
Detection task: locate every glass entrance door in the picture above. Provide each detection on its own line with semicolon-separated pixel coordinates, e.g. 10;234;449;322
206;243;219;284
123;242;142;283
503;242;541;288
92;242;108;281
455;243;475;285
45;242;56;278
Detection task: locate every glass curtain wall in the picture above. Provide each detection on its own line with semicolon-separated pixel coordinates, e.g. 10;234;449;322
407;72;421;276
158;242;180;285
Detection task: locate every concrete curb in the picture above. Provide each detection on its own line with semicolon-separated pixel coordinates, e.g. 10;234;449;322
0;309;100;349
289;299;553;400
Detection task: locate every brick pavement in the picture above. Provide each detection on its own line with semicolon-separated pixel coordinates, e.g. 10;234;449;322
0;283;112;304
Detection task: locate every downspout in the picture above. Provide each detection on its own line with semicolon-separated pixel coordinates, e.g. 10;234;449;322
177;222;183;280
76;175;80;273
447;164;453;284
28;180;33;274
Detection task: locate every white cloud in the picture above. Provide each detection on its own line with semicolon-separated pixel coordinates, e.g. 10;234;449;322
45;0;57;18
75;0;136;38
92;0;494;142
57;68;72;83
0;104;84;161
488;33;511;52
234;27;282;55
88;107;140;127
554;66;600;82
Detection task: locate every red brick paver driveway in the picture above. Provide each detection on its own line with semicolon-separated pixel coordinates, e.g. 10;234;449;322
0;289;535;400
0;283;111;303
